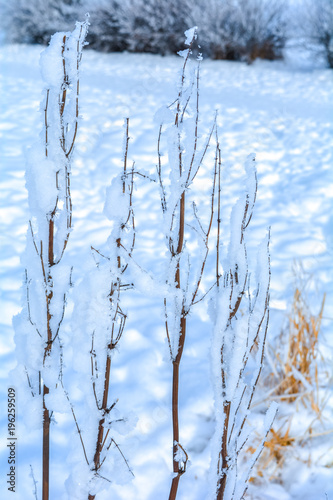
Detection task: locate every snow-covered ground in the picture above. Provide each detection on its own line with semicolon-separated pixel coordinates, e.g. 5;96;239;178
0;43;332;499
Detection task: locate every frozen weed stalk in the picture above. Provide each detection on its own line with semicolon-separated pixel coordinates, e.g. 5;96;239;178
67;119;135;499
12;19;88;500
209;149;278;500
155;27;217;500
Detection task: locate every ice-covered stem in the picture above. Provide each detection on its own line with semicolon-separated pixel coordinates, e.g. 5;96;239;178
14;20;88;500
155;27;216;500
210;152;278;500
86;119;134;499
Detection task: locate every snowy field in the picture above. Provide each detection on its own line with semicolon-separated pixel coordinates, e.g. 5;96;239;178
0;42;333;500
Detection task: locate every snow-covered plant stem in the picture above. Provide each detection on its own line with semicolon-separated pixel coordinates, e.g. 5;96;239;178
67;119;135;499
13;21;88;500
155;28;216;500
87;118;135;499
210;147;278;500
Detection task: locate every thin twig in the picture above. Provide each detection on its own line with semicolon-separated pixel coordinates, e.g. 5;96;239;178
30;464;38;500
62;383;89;466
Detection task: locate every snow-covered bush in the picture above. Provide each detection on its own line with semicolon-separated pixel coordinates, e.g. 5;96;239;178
84;0;129;52
191;0;231;60
197;0;287;62
87;0;287;61
119;0;194;55
2;0;85;44
235;0;287;62
2;0;288;62
12;19;88;499
296;0;333;68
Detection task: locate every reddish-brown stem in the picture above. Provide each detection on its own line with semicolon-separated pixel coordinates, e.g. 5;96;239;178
48;220;54;268
168;189;187;499
216;402;231;500
89;294;118;500
42;384;50;500
167;33;216;499
90;353;112;493
42;217;54;500
169;314;186;500
176;192;185;255
168;38;200;498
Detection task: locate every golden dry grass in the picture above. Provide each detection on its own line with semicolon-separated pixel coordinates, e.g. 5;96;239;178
249;417;295;483
269;286;326;412
248;270;331;486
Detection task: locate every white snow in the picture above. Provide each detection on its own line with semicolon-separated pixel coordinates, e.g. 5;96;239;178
184;26;198;46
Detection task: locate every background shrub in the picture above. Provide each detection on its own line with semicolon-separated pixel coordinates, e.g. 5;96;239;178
196;0;287;62
84;0;128;52
117;0;194;55
294;0;333;68
1;0;332;66
2;0;83;44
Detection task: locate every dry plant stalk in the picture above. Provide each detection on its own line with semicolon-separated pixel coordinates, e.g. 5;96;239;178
14;21;88;500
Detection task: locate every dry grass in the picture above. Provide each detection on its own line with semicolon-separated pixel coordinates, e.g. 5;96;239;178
248;268;331;486
268;286;326;412
249;416;295;483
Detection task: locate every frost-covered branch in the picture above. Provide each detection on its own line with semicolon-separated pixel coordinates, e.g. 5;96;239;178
154;27;217;500
13;19;88;500
68;119;136;500
209;152;278;500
